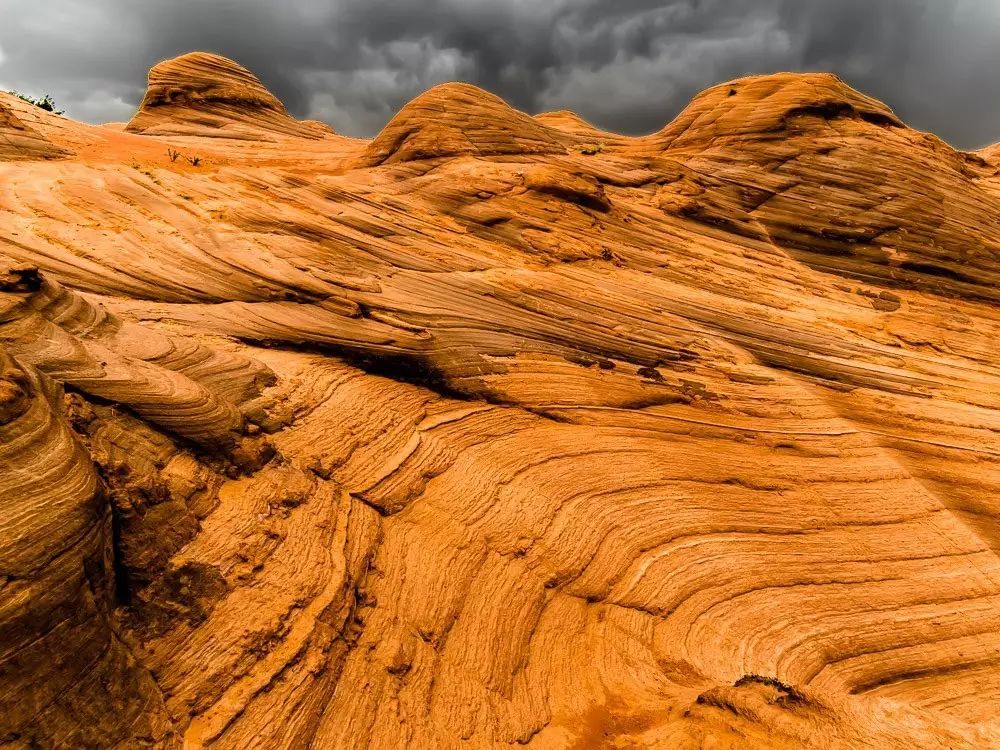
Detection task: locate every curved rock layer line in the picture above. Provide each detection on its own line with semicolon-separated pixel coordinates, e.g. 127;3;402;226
2;52;1000;749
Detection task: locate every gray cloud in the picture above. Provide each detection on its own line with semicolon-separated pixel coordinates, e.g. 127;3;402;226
0;0;997;148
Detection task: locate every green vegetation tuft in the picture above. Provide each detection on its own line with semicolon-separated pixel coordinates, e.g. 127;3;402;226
7;91;63;115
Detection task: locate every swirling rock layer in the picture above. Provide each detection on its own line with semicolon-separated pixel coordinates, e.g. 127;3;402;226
3;54;1000;749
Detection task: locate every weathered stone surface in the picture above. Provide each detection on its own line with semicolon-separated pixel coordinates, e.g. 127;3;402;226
354;82;570;166
126;52;331;140
2;53;1000;749
0;94;72;160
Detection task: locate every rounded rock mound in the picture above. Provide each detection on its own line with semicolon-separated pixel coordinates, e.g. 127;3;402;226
355;82;569;167
126;52;329;140
642;71;1000;303
652;72;903;150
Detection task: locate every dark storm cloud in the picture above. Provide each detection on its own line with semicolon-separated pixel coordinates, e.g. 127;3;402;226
0;0;998;148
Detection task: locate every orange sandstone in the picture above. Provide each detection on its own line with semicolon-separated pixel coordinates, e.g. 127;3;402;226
1;53;1000;749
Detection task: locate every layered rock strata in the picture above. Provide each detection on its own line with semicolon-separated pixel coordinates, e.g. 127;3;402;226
2;53;1000;749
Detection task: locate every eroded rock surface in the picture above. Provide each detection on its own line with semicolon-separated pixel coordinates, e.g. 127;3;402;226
126;52;330;140
3;53;1000;749
0;94;72;160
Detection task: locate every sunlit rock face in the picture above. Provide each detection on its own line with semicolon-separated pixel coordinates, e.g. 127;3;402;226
3;52;1000;749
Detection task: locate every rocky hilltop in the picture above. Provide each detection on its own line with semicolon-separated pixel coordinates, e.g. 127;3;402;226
3;52;1000;749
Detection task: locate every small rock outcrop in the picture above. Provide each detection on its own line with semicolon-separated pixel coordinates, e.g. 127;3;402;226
355;82;569;166
125;52;328;139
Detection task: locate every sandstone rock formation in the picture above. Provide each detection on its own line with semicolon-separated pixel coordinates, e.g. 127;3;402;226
0;93;72;160
126;52;329;140
2;53;1000;749
354;82;570;167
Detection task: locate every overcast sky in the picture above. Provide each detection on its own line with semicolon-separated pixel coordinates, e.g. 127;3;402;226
1;0;998;149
